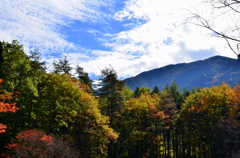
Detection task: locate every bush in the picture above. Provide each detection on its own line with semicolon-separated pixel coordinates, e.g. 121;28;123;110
4;130;79;158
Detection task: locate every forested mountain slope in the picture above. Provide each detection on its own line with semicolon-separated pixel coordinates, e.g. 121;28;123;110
2;40;240;157
125;56;240;90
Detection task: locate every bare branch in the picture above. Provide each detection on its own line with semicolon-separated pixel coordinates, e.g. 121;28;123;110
187;12;240;42
223;35;239;56
207;0;240;13
184;0;240;56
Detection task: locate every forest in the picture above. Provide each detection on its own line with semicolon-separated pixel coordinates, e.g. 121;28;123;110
0;40;240;158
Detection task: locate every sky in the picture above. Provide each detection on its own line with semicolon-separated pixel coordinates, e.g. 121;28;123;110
0;0;239;80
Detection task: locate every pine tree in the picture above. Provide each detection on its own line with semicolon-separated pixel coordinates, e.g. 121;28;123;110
75;65;92;91
134;86;141;98
53;56;72;74
27;48;46;72
98;65;125;158
152;86;161;95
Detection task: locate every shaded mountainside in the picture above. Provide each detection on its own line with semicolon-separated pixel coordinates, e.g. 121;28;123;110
125;55;240;90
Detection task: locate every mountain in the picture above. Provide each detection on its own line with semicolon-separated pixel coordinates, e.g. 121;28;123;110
124;55;240;90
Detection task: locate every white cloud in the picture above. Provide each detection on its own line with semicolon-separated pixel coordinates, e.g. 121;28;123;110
0;0;111;54
67;0;223;79
90;0;238;79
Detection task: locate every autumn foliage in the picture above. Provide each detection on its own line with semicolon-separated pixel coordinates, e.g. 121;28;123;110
5;129;78;158
3;40;240;157
0;79;19;133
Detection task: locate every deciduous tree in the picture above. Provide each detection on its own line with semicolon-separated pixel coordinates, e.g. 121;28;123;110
0;79;19;133
180;83;234;157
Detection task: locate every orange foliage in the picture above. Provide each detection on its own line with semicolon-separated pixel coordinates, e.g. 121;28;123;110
154;111;168;119
6;130;54;157
0;79;19;133
14;129;54;144
5;129;79;158
233;84;240;107
0;124;7;133
68;76;90;92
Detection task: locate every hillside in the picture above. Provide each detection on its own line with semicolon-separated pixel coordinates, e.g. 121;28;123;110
124;55;240;90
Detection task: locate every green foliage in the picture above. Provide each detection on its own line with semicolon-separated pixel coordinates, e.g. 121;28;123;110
27;48;46;72
152;86;161;95
121;87;134;101
181;83;234;125
37;73;118;157
0;40;34;94
2;40;240;157
134;86;140;98
179;83;235;157
37;73;79;132
116;93;168;157
75;65;92;92
53;56;72;74
98;65;125;118
97;65;125;158
134;87;152;98
0;40;44;133
160;84;178;121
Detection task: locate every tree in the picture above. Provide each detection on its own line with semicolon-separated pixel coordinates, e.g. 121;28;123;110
211;114;240;158
0;40;31;83
121;87;134;101
98;65;125;158
38;73;117;157
187;0;240;57
75;65;92;91
98;66;125;121
180;83;235;157
210;84;240;157
27;48;46;72
160;84;179;158
152;86;161;95
53;56;72;74
134;87;152;98
37;73;95;133
134;86;141;98
118;92;168;158
160;84;178;121
0;79;19;133
0;40;42;132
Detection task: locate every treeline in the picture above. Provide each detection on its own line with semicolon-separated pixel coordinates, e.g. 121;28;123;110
0;40;240;158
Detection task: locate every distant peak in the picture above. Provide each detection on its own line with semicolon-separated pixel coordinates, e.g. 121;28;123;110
205;55;235;61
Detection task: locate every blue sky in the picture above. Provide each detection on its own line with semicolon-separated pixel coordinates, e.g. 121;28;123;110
0;0;239;80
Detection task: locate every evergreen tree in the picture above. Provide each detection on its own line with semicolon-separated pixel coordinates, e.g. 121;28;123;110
170;82;183;110
134;87;152;98
134;86;141;98
75;65;92;90
53;56;72;74
160;84;179;158
98;65;125;158
152;86;161;95
27;48;46;72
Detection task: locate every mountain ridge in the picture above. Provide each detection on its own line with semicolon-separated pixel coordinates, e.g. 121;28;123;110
124;55;240;90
